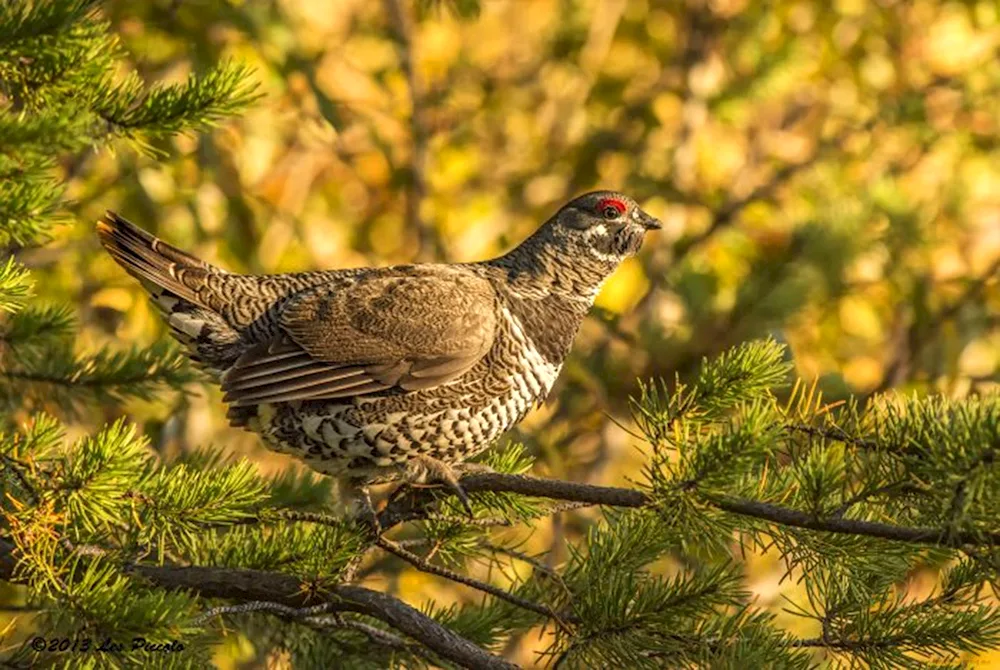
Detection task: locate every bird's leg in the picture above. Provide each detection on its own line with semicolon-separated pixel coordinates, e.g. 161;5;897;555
337;477;381;536
402;454;476;519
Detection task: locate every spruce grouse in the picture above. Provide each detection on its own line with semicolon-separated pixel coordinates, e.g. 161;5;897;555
97;191;661;513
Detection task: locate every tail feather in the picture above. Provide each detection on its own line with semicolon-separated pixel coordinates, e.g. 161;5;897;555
97;211;241;376
96;211;220;307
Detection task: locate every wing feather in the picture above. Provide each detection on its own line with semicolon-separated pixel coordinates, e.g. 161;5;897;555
228;376;387;406
223;353;317;384
220;268;497;407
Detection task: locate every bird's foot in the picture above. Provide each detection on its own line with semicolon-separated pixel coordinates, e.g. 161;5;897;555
403;454;481;519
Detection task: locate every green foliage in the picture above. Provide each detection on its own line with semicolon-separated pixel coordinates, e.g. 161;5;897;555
548;509;807;669
0;5;261;666
93;62;261;152
58;420;151;536
39;560;205;665
0;0;254;428
0;257;31;312
0;338;196;417
2;329;999;668
632;338;792;445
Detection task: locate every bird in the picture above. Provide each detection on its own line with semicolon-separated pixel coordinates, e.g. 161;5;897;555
96;191;662;519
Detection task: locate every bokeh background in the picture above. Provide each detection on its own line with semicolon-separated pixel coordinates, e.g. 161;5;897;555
19;0;1000;666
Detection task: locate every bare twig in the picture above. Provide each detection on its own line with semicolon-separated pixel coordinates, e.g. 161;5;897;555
481;542;569;592
194;600;332;626
828;480;927;519
786;423;878;450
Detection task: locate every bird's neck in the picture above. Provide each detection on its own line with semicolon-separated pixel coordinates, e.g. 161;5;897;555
487;232;617;306
480;234;618;368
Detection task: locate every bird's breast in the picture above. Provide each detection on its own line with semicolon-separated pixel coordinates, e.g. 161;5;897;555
497;305;562;406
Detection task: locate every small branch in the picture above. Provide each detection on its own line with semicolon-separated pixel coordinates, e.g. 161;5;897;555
198;600;435;663
376;536;563;624
421;501;595;529
786;423;878;450
270;509;348;527
379;471;999;550
874;254;1000;393
483;543;558;577
671;161;807;266
707;495;1000;548
378;472;649;530
0;454;40;506
791;634;915;651
195;600;332;626
319;617;437;663
142;565;515;669
0;369;182;389
481;542;572;601
423;514;515;528
828;480;926;519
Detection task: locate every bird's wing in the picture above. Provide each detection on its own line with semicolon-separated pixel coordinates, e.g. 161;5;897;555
221;268;497;406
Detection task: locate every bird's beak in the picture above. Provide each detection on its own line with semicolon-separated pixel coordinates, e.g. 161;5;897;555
635;209;663;231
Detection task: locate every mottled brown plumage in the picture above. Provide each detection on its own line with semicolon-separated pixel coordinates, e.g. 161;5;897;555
97;191;661;508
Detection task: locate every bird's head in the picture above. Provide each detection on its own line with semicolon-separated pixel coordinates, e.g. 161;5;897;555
544;190;662;265
494;190;662;299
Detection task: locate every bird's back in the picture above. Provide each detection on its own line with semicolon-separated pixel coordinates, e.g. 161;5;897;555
98;212;491;375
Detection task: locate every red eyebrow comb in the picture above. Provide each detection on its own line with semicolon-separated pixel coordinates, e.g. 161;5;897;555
597;198;626;213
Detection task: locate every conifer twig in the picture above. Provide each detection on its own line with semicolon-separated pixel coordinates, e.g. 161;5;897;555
705;494;1000;547
375;536;565;625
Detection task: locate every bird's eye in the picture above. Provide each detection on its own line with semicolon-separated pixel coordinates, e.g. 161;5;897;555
596;198;626;220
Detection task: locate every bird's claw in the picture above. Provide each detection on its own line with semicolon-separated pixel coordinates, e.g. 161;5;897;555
453;480;475;519
405;454;478;520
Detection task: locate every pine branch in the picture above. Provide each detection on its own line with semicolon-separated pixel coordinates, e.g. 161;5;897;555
134;560;515;669
786;423;878;450
92;63;261;147
0;304;74;344
0;258;31;313
378;472;649;529
706;494;1000;548
196;601;437;662
379;471;1000;550
0;536;515;669
0;340;195;413
0;0;100;46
